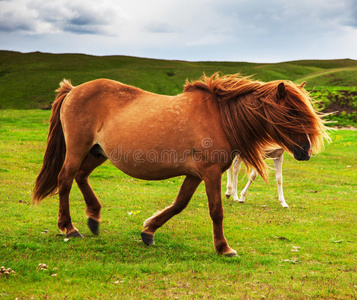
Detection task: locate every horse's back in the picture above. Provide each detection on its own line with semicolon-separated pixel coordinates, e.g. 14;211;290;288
60;78;149;135
63;78;145;108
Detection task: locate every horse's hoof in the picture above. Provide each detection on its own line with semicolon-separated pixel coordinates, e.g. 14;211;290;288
88;217;100;235
223;249;238;257
224;251;238;257
225;194;231;199
66;230;84;238
141;231;155;246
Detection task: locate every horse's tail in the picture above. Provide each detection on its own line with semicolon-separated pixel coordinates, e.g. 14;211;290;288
33;79;74;204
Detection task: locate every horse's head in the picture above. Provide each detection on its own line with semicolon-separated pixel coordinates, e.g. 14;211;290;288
266;81;328;162
189;73;330;182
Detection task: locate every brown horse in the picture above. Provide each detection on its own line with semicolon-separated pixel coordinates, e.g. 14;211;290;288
33;73;329;256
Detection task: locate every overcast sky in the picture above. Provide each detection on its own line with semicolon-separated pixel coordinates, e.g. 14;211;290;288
1;0;357;62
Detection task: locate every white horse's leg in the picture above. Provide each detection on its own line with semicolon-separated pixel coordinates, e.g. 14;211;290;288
231;157;241;202
225;166;232;199
239;169;258;203
273;155;288;208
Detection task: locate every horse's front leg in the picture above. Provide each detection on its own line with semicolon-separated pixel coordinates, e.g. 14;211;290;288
273;155;288;208
231;157;242;202
204;170;237;256
141;175;202;246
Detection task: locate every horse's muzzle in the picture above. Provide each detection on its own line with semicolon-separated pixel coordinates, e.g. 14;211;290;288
293;145;311;161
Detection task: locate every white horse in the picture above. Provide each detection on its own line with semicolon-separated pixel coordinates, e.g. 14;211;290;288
225;149;289;208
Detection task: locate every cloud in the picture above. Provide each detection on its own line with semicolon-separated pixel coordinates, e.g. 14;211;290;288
343;0;357;28
0;0;356;62
0;12;35;32
214;0;353;36
0;0;37;32
0;0;119;34
146;23;176;34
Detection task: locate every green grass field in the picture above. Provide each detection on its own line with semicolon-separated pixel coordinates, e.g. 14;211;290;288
1;52;356;298
1;109;356;299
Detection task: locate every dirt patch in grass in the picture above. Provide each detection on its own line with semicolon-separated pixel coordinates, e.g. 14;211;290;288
322;90;357;115
312;88;357;127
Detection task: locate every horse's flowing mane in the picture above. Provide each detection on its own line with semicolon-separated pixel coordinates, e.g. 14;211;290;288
184;73;330;181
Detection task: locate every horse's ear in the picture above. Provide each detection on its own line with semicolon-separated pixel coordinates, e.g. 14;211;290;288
277;82;286;99
299;81;306;88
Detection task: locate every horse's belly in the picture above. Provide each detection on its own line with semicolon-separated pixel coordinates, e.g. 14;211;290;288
105;141;197;180
112;162;189;180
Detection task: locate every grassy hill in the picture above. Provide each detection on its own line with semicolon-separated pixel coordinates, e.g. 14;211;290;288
0;51;356;125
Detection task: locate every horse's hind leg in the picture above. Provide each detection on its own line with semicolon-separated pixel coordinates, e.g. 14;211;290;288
58;153;88;237
141;175;202;246
75;152;107;235
239;169;258;203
